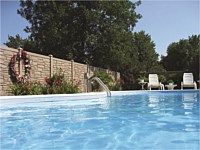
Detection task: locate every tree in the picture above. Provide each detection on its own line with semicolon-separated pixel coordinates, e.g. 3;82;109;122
161;35;200;72
16;0;141;71
119;31;164;90
132;31;162;73
4;34;26;49
4;34;37;53
188;35;200;72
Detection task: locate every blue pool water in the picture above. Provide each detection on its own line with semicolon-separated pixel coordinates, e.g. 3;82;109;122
0;90;199;150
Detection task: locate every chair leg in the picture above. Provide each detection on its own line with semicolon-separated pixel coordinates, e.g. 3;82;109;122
160;85;164;90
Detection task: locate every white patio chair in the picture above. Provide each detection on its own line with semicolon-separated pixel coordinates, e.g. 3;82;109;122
147;74;164;90
181;73;197;90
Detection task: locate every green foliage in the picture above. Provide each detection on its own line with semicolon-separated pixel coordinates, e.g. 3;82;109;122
8;1;176;90
160;35;200;84
42;81;79;94
10;81;43;95
92;71;123;91
132;31;162;73
108;80;123;91
158;75;167;83
43;70;79;94
167;79;174;84
137;75;148;82
161;35;199;73
121;31;162;89
16;0;141;70
4;34;24;49
92;71;113;91
4;34;38;53
165;72;184;87
95;71;113;85
10;70;79;95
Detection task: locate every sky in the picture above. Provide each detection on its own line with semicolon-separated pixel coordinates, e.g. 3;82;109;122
1;0;30;46
1;0;199;57
134;0;199;56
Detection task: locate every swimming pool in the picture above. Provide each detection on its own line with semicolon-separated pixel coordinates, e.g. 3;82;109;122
0;90;199;150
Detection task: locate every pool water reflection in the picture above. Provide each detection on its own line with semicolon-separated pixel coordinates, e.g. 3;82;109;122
0;90;199;150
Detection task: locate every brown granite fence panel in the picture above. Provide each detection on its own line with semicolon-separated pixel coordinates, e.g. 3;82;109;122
74;62;88;92
0;47;18;95
52;57;72;82
0;46;120;95
29;53;50;83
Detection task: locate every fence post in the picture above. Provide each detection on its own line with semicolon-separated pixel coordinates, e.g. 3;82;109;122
18;48;23;76
87;63;90;75
49;54;53;77
71;60;74;83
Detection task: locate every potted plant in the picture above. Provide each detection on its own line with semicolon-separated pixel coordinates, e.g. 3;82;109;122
137;76;148;83
167;79;174;85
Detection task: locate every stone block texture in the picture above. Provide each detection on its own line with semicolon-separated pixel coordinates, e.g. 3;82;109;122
0;46;120;95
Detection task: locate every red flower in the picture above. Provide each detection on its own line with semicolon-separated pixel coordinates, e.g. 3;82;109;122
17;76;24;83
56;79;62;86
25;85;30;89
9;51;31;83
14;71;19;76
22;51;28;57
12;55;16;61
49;87;54;92
56;79;62;83
45;78;52;85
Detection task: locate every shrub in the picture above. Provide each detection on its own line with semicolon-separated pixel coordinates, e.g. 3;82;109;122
10;70;79;95
95;71;113;85
109;80;122;91
137;76;148;82
167;79;174;84
10;81;43;95
158;75;167;83
92;71;123;91
42;80;79;94
92;71;114;91
43;71;79;94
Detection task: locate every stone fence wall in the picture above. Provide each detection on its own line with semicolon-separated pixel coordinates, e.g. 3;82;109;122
0;46;120;96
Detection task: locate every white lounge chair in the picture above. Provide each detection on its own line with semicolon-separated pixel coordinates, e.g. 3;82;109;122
147;74;164;90
181;73;197;90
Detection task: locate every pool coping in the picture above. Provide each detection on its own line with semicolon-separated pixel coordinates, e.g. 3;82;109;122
0;92;108;105
0;89;199;105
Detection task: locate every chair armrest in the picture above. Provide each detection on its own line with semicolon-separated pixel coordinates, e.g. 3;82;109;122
159;82;164;90
194;81;197;89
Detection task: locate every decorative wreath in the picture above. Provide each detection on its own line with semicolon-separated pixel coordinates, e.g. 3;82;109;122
9;50;31;82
